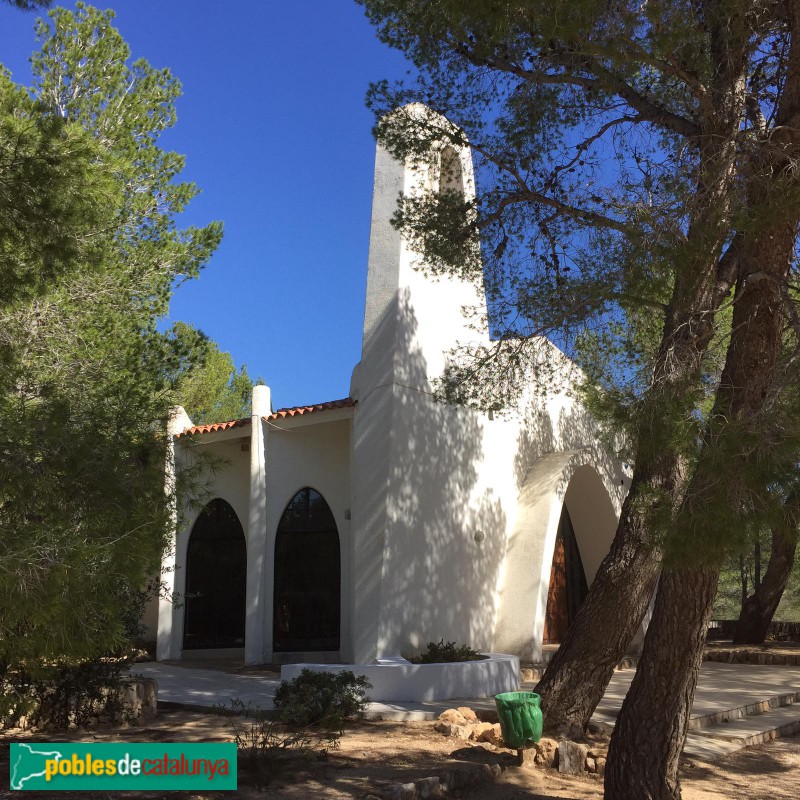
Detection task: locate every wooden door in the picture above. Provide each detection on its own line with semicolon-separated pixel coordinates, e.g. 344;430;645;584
543;535;569;644
542;507;589;645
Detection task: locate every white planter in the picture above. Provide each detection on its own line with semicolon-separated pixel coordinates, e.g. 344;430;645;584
280;653;519;703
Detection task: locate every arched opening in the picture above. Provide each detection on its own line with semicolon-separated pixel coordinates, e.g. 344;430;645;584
439;146;464;197
494;454;621;659
543;506;589;645
273;487;340;652
183;499;247;650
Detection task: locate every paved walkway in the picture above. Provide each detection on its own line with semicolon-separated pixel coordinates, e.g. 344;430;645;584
131;660;800;761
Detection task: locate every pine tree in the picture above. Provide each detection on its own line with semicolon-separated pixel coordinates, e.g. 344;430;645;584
0;4;222;671
359;1;800;792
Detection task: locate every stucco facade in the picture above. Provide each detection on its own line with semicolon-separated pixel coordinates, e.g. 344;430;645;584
152;107;632;666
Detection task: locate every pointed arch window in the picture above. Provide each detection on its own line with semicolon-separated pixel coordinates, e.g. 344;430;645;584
183;499;247;649
273;488;340;652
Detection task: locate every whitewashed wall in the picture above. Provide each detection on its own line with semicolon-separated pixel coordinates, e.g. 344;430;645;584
349;106;629;663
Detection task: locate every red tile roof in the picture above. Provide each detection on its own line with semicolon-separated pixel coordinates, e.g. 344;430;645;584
265;397;355;421
178;418;251;437
178;398;355;437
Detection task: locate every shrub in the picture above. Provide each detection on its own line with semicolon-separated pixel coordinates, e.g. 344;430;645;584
409;639;488;664
218;698;335;785
0;657;130;729
272;669;371;730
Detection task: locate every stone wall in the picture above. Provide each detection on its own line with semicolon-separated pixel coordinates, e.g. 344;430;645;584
2;677;157;732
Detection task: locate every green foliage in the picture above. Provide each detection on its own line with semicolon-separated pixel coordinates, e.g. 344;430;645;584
409;638;487;663
172;321;256;424
1;658;129;729
272;669;371;731
0;4;221;669
360;0;800;567
219;698;336;785
2;0;51;9
715;529;800;623
0;68;116;309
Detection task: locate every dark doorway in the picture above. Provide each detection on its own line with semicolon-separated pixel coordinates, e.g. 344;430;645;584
273;487;340;652
543;506;588;645
183;499;247;650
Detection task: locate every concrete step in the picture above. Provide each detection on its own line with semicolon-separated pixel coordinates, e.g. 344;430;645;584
687;690;800;730
690;702;800;748
590;691;800;732
592;690;800;763
682;732;744;761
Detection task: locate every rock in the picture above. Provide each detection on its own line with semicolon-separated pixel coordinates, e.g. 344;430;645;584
519;747;537;768
384;782;418;800
457;706;479;723
534;737;558;768
438;708;469;726
586;756;596;773
470;722;495;741
520;667;536;682
558;740;588;775
415;776;441;798
434;721;471;739
478;724;504;747
596;756;607;776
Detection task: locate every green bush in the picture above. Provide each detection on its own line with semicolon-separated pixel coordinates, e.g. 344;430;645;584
409;639;488;664
0;657;130;729
272;669;371;730
218;698;335;785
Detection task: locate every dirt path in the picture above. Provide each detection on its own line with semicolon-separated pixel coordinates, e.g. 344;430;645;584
2;710;798;799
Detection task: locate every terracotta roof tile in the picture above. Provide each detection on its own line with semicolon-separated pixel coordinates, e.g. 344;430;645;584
178;398;355;437
178;418;251;437
265;397;356;421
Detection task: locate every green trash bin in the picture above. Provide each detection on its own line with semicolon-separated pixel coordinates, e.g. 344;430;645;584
495;691;543;750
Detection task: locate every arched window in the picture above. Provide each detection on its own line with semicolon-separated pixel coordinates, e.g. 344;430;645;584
273;487;340;652
183;499;247;649
439;146;464;198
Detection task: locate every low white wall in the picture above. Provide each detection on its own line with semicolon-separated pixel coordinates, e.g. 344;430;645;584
280;653;519;703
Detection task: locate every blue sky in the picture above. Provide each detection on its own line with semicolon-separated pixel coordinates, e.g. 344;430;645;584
0;1;411;410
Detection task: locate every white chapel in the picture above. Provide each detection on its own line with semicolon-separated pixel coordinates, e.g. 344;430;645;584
149;107;633;667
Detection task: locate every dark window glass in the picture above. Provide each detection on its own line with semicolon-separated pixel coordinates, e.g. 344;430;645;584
273;488;340;652
183;499;247;650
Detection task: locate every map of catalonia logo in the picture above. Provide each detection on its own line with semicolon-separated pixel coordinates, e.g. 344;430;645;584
10;742;237;790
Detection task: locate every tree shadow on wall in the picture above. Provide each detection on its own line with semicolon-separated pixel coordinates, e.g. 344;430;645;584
355;288;507;657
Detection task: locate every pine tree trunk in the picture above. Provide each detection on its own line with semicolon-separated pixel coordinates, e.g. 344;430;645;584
535;9;748;732
534;477;662;734
535;230;740;733
605;100;800;799
733;492;800;644
605;568;718;800
605;227;796;797
555;1;800;759
605;243;791;796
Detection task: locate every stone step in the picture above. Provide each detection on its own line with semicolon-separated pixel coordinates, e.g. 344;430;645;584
689;703;800;748
590;691;800;733
594;701;800;763
682;732;743;761
686;690;800;731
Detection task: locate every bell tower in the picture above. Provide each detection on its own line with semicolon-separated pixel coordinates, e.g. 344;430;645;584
348;105;490;662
